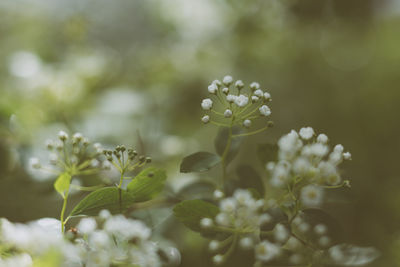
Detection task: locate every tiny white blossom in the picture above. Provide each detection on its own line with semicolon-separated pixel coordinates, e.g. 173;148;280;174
224;109;233;118
264;92;271;101
208;83;218;94
259;105;271;116
274;223;289;243
317;134;329;143
298;222;310;233
259;213;272;225
200;218;213;229
213;254;224;265
319;236;331;247
255;241;280;262
254;89;263;97
213;190;224;199
243;119;252;128
209;240;219;251
72;132;83;142
250;82;260;90
234;94;249;107
235;80;244;88
99;209;111;220
58;130;68;141
289;254;302;264
334;144;344;153
201;115;210;124
226;94;236;103
215;213;230;226
299;127;315;140
343;152;352;160
301;185;324;206
251;95;259;102
77;218;97;235
222;87;229;94
222;75;233;85
314;224;327;235
239;237;253;249
201;99;213;110
220;198;236;213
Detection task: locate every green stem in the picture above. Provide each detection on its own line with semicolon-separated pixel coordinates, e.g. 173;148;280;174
220;122;233;191
60;189;70;234
232;126;269;138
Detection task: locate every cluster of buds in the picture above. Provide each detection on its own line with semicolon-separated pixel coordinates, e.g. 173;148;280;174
30;131;107;176
102;145;151;174
201;75;273;131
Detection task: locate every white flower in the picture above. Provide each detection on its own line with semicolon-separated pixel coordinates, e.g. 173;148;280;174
317;134;329;143
77;218;97;235
299;127;315;140
99;209;111;220
222;75;233;85
254;89;263;97
215;213;230;226
88;230;110;248
301;185;324;206
201;98;213;110
264;92;271;101
58;130;68;141
298;222;310;233
259;105;271;116
234;94;249;107
201;115;210;124
251;95;259;102
213;190;224;199
213;254;224;265
334;144;344;153
104;215;151;241
224;109;233;118
259;213;272;225
208;83;218;94
314;224;327;235
250;82;260;90
209;240;219;251
200;218;213;229
274;223;289;243
293;157;311;174
343;152;352;160
255;240;280;262
239;237;253;249
29;157;41;169
220;198;236;213
72;132;83;142
319;236;331;247
235;80;244;88
212;79;221;87
226;94;236;103
243;119;252;128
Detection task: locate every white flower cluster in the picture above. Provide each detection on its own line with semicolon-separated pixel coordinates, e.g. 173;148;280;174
0;211;180;267
203;189;289;265
201;75;272;129
266;127;351;207
29;131;109;175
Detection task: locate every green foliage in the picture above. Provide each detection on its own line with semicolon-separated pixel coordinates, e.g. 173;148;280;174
180;152;221;173
53;173;71;198
70;167;166;217
235;164;264;196
214;126;244;163
173;199;219;233
177;180;216;200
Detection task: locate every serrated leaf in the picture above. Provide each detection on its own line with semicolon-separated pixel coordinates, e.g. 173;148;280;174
127;167;167;201
180;152;221;173
325;244;380;266
173;199;219;233
257;143;278;165
236;165;265;196
54;173;71;198
70;167;167;217
214;126;244;163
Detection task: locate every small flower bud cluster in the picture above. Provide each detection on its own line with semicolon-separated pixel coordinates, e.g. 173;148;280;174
201;76;273;131
30;131;108;175
102;145;151;173
266;127;352;207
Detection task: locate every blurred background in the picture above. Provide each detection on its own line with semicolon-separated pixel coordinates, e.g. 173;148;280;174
0;0;399;266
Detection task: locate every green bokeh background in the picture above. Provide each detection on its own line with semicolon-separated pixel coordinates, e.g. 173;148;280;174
0;0;399;266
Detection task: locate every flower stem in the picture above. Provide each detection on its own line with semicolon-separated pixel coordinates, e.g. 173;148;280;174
60;189;70;234
220;121;233;191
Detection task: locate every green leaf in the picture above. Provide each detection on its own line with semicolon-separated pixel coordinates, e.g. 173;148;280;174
214;126;244;163
180;152;221;173
54;173;71;198
127;167;167;201
324;244;380;266
177;180;216;200
69;187;135;217
173;199;219;233
257;143;278;165
70;167;167;217
236;165;265;196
